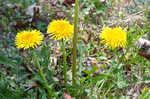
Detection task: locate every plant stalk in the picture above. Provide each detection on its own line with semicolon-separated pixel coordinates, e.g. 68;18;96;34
62;40;67;84
72;0;79;85
34;53;52;99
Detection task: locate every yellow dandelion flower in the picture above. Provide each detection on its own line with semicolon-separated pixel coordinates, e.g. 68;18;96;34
100;27;127;49
47;20;74;40
15;30;44;49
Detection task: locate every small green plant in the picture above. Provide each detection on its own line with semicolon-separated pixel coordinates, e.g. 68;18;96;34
140;88;150;99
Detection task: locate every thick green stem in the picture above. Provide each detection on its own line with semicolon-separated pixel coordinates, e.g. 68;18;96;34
62;40;67;84
34;53;52;99
72;0;79;86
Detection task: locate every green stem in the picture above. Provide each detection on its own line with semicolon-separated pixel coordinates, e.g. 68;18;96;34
34;53;52;99
72;0;79;86
62;40;67;84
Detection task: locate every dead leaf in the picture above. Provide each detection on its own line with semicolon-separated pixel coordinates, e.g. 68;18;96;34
81;33;89;44
63;0;75;8
25;3;42;16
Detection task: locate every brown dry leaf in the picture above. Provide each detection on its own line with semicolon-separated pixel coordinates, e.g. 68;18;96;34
124;0;131;4
63;0;75;8
25;3;42;17
81;33;89;44
25;82;40;92
121;0;132;5
136;38;150;61
51;47;62;57
119;0;132;9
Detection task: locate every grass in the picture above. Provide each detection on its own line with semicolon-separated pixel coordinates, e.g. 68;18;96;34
0;0;150;99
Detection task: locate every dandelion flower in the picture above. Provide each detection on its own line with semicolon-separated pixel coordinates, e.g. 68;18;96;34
100;27;126;49
15;30;44;49
47;20;73;40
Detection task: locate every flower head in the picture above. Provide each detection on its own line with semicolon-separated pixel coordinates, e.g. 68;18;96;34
15;30;44;49
47;20;73;40
100;27;126;49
